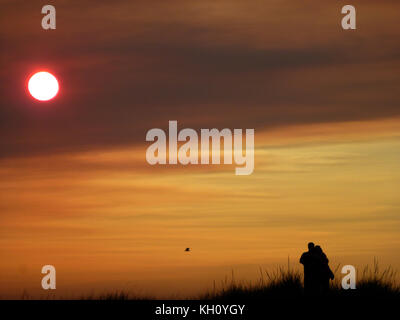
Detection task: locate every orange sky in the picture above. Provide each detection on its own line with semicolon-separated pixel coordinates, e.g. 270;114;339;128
1;1;400;298
1;117;400;298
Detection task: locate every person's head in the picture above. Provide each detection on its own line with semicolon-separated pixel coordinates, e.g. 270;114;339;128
307;242;315;251
315;245;322;254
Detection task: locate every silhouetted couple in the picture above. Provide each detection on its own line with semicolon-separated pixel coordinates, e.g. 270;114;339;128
300;242;334;295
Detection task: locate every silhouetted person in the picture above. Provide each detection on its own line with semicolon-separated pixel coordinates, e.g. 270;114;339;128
300;242;318;295
314;245;334;294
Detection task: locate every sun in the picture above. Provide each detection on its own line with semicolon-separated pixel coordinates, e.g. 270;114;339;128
28;71;59;101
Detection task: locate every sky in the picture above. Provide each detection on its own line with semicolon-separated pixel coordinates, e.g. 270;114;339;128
0;0;400;298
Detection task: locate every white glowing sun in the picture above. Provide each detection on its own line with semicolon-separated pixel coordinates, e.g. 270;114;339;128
28;71;59;101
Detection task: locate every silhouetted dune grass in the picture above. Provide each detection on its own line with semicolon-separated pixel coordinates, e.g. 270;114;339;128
201;267;303;300
200;261;400;300
82;291;154;300
334;260;400;298
18;261;400;300
80;261;400;300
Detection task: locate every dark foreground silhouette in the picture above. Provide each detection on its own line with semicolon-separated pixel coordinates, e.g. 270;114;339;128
19;254;399;300
300;242;335;295
201;261;399;300
81;260;399;300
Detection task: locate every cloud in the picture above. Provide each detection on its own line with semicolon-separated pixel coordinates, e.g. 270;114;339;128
1;0;400;159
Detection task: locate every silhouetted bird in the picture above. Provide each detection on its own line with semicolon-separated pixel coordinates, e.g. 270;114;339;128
184;248;190;252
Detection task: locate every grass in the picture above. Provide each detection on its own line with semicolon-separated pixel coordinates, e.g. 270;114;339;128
201;266;303;300
82;291;153;300
200;260;400;300
18;260;400;300
335;259;400;298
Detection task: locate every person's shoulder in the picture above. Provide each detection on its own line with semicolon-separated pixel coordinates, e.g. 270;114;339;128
300;251;309;258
